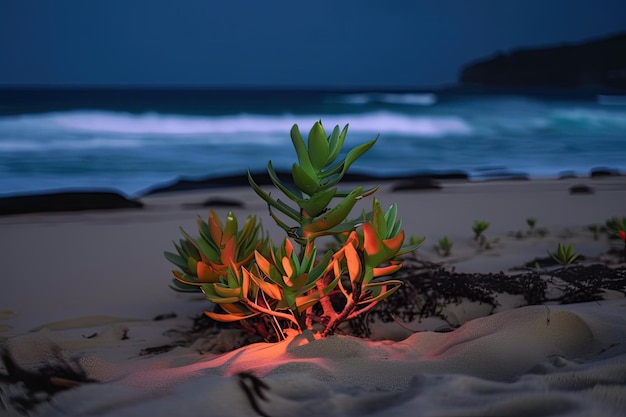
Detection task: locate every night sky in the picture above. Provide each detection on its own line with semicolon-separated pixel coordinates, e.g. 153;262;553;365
1;0;625;88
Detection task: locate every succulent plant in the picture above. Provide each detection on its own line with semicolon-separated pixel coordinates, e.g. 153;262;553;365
434;236;453;256
548;243;580;266
165;210;268;292
165;121;423;341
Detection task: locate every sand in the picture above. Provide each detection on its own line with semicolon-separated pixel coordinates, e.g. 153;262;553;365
1;176;625;416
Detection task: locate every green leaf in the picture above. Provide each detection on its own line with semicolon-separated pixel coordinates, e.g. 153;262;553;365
359;280;403;304
248;170;301;222
327;124;348;165
195;216;211;242
292;163;320;195
180;227;220;263
299;187;337;217
164;251;188;270
290;124;315;175
204;310;259;323
267;161;303;202
326;138;377;187
307;121;330;172
169;280;202;292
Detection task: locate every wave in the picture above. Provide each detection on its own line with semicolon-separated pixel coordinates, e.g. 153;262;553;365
0;110;472;140
1;103;624;155
332;92;437;106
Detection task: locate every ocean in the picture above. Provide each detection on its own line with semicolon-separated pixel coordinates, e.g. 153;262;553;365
1;88;625;197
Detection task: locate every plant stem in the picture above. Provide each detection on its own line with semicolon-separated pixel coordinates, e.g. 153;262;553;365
316;274;338;322
320;282;361;338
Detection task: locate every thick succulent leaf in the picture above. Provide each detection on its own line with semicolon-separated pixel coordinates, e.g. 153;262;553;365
290;124;315;175
384;204;398;235
197;262;221;283
292;163;320;195
169;279;202;292
371;199;388;237
327;124;348;165
373;263;402;277
172;270;200;283
248;272;284;301
186;256;198;274
308;250;334;283
223;212;238;243
326;138;378;187
208;210;224;243
179;227;219;263
248;170;302;222
294;292;321;313
204;310;259;323
196;216;213;244
303;186;362;236
180;239;200;260
307;121;330;172
276;198;301;221
335;184;379;199
359;280;403;304
344;241;363;286
383;231;405;254
303;220;360;240
213;285;241;299
397;238;425;256
254;251;272;277
299;187;337;218
164;251;188;270
363;223;403;267
267;161;304;202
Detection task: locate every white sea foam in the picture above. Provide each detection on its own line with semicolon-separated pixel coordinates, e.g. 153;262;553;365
0;110;472;138
334;92;438;106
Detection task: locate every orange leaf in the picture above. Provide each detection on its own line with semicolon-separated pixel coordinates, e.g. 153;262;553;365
282;257;294;282
382;230;405;253
220;237;237;264
344;241;362;285
254;251;272;276
197;261;220;283
362;222;382;255
204;310;258;323
248;272;284;301
373;263;402;277
208;210;223;243
284;239;294;258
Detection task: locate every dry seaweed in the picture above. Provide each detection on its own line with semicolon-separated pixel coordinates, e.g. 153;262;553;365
0;348;95;414
351;256;626;337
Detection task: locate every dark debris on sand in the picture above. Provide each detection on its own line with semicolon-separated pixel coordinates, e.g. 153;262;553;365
351;256;626;338
0;348;96;415
147;256;626;352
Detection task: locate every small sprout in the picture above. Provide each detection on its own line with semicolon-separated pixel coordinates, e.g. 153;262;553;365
434;236;453;257
526;217;537;232
472;220;490;240
587;224;604;241
548;243;580;266
472;220;490;247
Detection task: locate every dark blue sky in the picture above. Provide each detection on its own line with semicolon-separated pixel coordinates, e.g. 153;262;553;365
1;0;625;88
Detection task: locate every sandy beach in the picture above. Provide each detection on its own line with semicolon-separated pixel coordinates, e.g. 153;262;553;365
1;175;625;416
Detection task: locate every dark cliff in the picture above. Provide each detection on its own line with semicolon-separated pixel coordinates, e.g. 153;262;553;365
459;33;626;90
